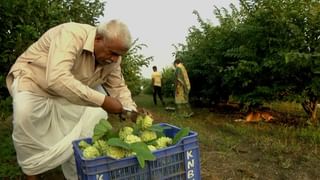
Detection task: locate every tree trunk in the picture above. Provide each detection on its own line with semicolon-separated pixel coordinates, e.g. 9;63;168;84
301;96;318;125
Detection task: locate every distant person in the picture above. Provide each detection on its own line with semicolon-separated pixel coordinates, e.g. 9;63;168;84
151;66;165;106
173;58;193;117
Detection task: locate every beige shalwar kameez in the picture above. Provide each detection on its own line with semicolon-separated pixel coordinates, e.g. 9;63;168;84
6;22;136;179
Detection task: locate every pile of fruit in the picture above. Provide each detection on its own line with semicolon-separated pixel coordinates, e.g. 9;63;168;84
78;114;189;168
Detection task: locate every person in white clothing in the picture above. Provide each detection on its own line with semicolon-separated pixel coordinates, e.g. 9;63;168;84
6;19;139;180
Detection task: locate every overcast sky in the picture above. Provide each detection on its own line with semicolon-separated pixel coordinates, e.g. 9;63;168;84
101;0;239;78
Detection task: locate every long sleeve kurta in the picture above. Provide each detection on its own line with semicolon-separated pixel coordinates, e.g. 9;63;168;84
6;22;136;110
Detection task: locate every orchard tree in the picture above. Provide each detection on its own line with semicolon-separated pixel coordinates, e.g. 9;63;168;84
174;6;240;105
141;78;153;95
225;0;320;124
161;66;175;98
121;39;153;96
175;0;320;125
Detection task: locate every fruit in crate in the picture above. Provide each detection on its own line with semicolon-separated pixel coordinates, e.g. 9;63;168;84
78;114;190;168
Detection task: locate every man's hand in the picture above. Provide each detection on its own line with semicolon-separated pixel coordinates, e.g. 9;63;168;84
119;110;138;122
101;96;123;114
136;107;152;117
119;107;152;122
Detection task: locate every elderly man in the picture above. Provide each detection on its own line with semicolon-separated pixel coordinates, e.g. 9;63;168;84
6;19;138;179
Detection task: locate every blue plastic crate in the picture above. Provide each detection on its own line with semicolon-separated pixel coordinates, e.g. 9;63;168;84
72;123;201;180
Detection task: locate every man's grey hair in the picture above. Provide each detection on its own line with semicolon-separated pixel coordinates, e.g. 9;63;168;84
97;19;132;50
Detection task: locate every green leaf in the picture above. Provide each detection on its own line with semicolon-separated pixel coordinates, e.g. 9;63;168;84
145;139;158;146
105;130;119;140
173;127;190;144
131;142;155;160
132;124;141;135
107;138;130;150
149;124;170;138
130;142;156;168
147;124;170;133
137;155;145;169
93;119;113;141
156;132;166;138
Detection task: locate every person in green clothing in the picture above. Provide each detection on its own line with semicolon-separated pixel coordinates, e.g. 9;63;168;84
173;58;193;117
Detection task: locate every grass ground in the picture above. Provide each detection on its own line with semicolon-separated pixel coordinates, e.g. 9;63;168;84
1;94;320;179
